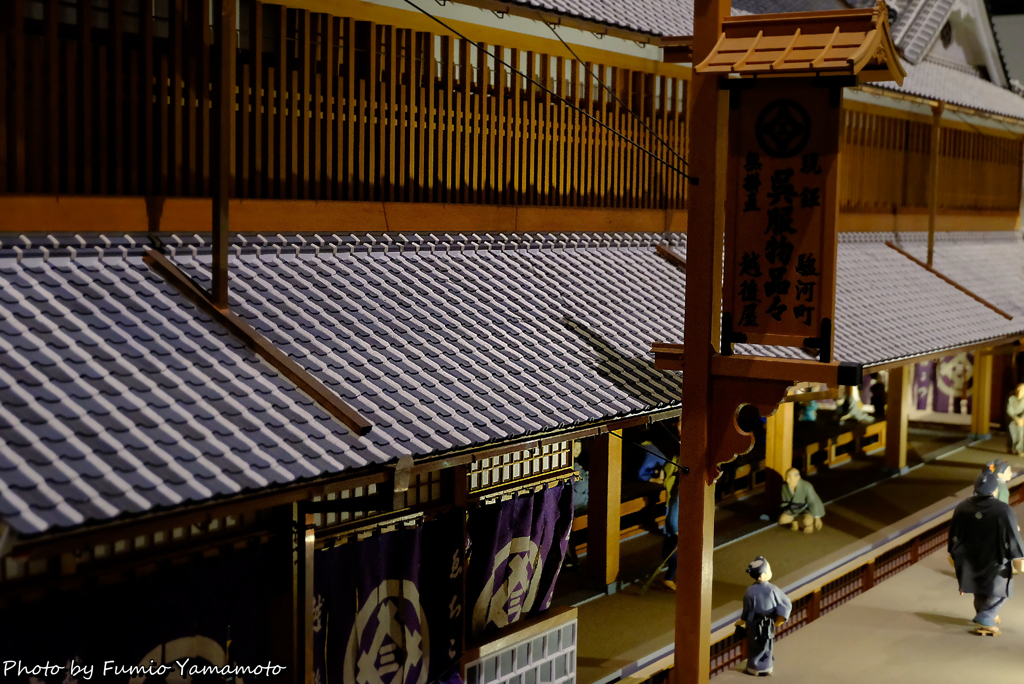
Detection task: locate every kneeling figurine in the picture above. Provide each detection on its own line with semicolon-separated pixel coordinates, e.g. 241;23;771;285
736;556;791;677
779;468;824;533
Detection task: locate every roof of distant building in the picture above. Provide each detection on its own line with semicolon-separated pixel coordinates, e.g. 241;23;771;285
875;57;1024;117
891;0;956;64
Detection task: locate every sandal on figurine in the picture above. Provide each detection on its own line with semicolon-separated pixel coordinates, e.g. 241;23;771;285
973;625;1000;636
662;580;677;591
745;667;772;677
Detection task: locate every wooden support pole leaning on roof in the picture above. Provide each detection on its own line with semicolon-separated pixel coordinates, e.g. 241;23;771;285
211;0;235;307
884;364;911;473
926;102;944;268
971;349;993;439
885;241;1013;320
587;430;622;593
144;248;373;436
675;1;730;682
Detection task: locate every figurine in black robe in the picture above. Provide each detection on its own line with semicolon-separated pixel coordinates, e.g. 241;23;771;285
948;472;1024;635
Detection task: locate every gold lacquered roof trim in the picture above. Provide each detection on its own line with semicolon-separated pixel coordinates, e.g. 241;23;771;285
695;0;906;85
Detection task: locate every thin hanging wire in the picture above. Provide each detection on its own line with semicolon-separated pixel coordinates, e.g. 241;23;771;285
398;0;699;184
544;22;690;170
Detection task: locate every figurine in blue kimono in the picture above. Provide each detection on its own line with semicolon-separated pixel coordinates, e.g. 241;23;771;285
736;556;791;676
948;472;1024;636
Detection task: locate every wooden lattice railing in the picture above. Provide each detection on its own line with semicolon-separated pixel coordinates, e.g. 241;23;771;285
840;106;1024;214
631;481;1024;682
0;0;689;209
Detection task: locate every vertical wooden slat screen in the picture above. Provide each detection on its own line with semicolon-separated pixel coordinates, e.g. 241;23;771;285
0;0;689;211
840;107;1023;214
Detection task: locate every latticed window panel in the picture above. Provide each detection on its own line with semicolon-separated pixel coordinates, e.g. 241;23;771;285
1;513;251;584
464;618;577;684
468;442;572;493
399;470;444;509
310;484;381;528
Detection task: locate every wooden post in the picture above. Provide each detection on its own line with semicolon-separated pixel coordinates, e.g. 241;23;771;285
302;513;315;684
885;365;912;473
971;350;993;440
211;0;236;308
675;2;729;683
588;430;622;593
764;402;794;510
926;103;944;267
809;588;821;622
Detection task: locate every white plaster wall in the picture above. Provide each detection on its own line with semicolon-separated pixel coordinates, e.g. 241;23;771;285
993;15;1024;84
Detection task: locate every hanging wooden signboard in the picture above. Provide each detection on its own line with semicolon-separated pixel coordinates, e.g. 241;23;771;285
722;80;841;356
696;2;906;362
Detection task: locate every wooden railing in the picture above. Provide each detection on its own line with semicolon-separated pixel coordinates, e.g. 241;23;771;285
0;0;689;210
3;2;1020;223
840;106;1024;214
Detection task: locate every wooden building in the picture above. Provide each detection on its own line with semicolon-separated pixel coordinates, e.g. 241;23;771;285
2;1;1024;684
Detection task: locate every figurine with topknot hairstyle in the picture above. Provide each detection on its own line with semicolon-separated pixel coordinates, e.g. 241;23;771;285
735;556;792;676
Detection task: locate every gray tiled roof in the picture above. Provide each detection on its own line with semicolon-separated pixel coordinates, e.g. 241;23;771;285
877;58;1024;119
895;231;1024;318
829;232;1021;365
891;0;955;64
173;232;687;454
670;231;1020;366
0;246;387;536
1;230;1019;537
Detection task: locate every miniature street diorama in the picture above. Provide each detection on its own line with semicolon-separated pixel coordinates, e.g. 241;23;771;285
1;1;1024;684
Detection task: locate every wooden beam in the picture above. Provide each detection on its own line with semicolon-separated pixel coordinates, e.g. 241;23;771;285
781;388;838;404
885;241;1013;319
926;102;944;267
711;355;842;385
655;243;687;271
884;364;911;472
588;430;622;592
971;350;993;438
675;1;729;682
144;248;373;436
211;0;236;307
652;342;685;370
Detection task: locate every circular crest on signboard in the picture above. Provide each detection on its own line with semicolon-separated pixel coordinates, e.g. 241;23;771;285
755;99;812;158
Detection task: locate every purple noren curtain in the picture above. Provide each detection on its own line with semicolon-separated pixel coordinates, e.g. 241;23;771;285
915;360;935;411
466;484;574;640
313;510;463;684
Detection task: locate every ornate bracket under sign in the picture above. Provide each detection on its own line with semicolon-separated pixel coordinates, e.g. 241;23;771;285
708;376;793;485
652;345;861;484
